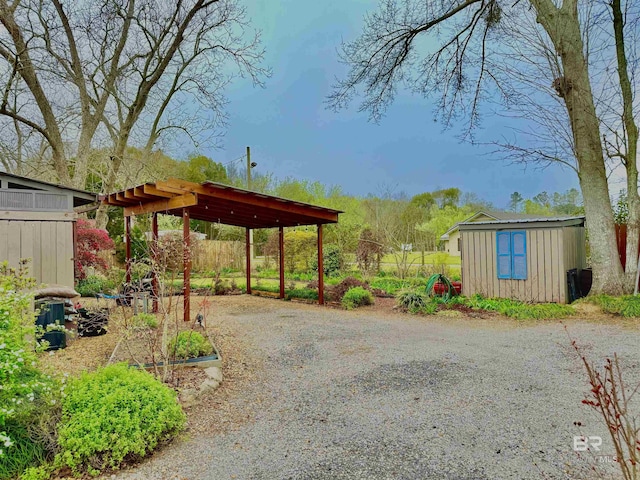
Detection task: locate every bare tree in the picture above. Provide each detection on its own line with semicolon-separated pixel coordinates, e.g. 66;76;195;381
329;0;640;295
0;0;266;225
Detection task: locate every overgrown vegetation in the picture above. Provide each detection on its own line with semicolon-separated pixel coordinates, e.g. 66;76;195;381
75;275;116;297
342;286;374;310
396;290;430;312
581;295;640;317
395;289;576;320
168;331;213;360
55;364;185;476
0;263;58;480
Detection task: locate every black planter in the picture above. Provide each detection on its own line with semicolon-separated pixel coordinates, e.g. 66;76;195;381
41;331;66;350
35;302;65;328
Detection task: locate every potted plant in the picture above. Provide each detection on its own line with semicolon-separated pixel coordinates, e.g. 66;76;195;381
38;322;67;350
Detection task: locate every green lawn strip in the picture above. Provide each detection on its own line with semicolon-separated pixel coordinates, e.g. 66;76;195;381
579;294;640;317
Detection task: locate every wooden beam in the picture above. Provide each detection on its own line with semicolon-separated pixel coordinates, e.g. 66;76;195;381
124;193;197;216
151;182;188;195
158;179;339;223
103;195;129;207
124;189;142;200
152;213;159;314
317;224;324;305
134;186;155;199
245;228;252;294
183;208;191;322
279;226;284;299
143;184;175;198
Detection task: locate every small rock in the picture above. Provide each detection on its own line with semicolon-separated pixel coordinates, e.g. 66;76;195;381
201;378;220;391
204;366;223;383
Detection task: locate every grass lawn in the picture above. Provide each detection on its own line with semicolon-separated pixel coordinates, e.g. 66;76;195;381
167;277;309;290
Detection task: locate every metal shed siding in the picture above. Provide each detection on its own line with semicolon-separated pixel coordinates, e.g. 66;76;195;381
0;219;75;287
461;227;568;303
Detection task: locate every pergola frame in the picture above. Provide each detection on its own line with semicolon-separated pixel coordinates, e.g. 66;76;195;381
103;178;341;322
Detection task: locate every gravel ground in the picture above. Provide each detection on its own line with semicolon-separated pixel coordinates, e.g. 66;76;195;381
114;296;640;480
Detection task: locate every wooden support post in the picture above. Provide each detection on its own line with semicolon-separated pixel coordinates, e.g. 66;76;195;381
279;226;285;299
183;208;191;322
125;215;132;284
317;224;324;305
152;212;159;313
245;228;252;294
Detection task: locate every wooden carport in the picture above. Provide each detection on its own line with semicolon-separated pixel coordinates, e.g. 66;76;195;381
102;179;341;321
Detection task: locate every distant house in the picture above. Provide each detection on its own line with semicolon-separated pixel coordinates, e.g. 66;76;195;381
0;172;97;287
441;211;548;256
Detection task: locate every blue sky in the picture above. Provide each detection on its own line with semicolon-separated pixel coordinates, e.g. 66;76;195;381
201;0;579;210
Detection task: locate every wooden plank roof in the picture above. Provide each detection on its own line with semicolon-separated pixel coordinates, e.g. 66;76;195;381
103;178;342;228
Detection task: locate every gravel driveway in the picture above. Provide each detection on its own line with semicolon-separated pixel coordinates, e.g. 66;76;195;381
117;297;640;480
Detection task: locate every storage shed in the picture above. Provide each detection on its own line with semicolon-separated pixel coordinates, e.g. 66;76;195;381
0;172;97;287
459;216;586;304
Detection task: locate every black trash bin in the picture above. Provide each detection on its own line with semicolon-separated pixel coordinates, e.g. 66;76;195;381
567;269;580;302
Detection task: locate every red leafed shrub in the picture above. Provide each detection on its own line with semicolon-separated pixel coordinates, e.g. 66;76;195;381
75;218;115;280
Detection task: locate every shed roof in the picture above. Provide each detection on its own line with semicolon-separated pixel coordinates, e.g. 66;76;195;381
103;178;342;228
458;215;585;231
0;171;98;207
440;210;556;240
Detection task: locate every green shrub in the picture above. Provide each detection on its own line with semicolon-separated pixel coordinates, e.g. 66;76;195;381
76;276;115;297
168;331;213;360
0;263;59;480
131;313;158;329
331;276;370;301
55;364;185;475
396;290;430;312
312;244;343;277
342;287;374;310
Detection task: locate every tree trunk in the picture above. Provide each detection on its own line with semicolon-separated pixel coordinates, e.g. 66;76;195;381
532;0;626;294
612;0;640;291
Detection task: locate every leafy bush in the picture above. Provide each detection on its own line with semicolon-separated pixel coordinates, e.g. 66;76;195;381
131;313;158;329
312;244;343;277
55;364;185;475
342;287;374;310
74;219;114;280
168;331;213;360
0;263;58;480
330;276;370;301
396;290;430;312
76;275;115;297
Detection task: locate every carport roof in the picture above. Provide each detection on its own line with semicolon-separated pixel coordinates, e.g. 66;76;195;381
102;178;342;228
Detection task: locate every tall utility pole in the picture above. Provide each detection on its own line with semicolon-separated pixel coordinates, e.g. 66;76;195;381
246;146;252;190
246;146;254;263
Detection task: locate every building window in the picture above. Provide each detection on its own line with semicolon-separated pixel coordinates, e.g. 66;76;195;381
457;237;461;253
496;231;527;280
